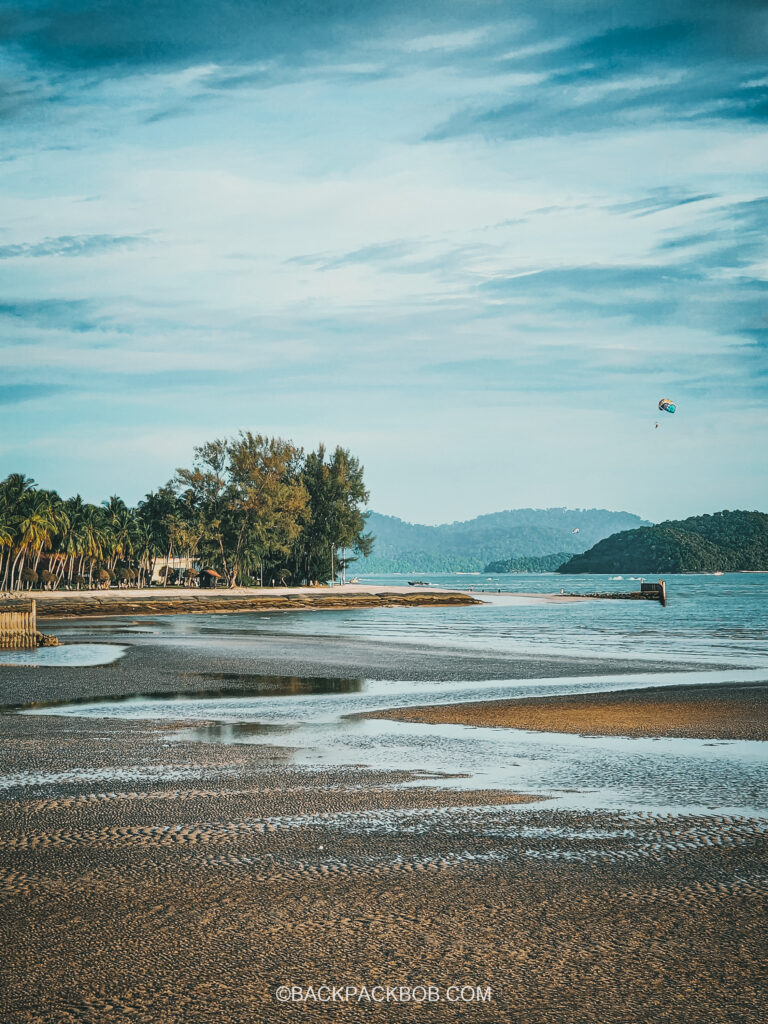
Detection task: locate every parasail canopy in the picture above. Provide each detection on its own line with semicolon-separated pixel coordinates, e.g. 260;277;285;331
658;398;676;414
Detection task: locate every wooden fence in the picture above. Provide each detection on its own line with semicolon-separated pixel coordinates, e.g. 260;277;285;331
0;599;37;648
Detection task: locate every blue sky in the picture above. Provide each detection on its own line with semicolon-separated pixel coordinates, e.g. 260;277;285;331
1;0;766;524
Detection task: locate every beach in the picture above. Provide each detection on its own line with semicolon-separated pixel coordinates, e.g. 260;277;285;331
1;711;764;1024
1;608;766;1023
365;680;768;741
25;584;479;620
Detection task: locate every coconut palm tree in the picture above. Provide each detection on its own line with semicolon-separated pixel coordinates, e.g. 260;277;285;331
102;497;135;571
0;474;36;589
78;504;107;587
60;495;86;585
8;490;59;589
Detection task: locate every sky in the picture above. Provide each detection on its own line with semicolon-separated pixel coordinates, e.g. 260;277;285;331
1;0;767;525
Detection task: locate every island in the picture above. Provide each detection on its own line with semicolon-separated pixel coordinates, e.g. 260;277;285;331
558;510;768;573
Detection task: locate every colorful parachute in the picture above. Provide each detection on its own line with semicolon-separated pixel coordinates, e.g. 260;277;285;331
658;398;676;414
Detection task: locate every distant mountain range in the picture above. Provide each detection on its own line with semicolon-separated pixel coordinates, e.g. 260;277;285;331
358;508;650;573
558;510;768;573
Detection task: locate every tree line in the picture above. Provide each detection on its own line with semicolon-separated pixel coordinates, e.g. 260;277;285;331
0;433;374;591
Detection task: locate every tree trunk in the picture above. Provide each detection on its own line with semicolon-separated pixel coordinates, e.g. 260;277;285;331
11;549;25;590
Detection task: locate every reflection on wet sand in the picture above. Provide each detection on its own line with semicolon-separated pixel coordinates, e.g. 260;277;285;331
10;670;768;816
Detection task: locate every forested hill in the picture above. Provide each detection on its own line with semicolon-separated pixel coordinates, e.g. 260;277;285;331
558;511;768;573
359;508;649;573
484;553;574;573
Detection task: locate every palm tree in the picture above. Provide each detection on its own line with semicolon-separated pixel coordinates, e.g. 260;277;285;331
0;474;36;589
137;486;177;586
132;519;154;588
79;504;107;587
102;497;135;572
60;495;86;585
9;490;59;589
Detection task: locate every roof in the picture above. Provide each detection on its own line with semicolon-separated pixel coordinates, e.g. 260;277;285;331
200;568;222;578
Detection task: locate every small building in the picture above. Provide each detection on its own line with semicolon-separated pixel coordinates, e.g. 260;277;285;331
199;569;224;589
151;556;194;585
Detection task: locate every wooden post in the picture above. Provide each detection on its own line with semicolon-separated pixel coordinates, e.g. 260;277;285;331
639;581;667;606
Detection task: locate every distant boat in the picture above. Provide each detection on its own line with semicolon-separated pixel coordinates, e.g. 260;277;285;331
408;580;429;586
713;571;724;576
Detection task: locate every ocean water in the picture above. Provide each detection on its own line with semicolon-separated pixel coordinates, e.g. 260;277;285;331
100;573;768;667
352;572;768;666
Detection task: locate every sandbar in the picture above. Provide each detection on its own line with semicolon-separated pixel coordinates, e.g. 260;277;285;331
365;680;768;740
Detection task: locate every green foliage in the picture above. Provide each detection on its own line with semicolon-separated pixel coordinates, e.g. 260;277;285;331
484;552;572;573
290;444;373;583
559;511;768;573
0;432;372;590
360;508;648;573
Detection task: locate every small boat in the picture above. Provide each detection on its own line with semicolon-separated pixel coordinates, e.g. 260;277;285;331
408;580;429;586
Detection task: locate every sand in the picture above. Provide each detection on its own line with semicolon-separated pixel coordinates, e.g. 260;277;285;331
364;681;768;741
22;584;478;620
1;634;765;1023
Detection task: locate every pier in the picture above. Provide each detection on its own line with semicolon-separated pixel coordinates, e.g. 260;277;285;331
564;580;667;606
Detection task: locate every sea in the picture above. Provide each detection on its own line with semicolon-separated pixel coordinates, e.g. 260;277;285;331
189;571;768;668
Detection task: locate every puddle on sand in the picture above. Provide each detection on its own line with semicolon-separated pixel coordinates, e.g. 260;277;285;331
182;673;364;696
6;670;768;816
0;675;362;715
0;644;126;668
175;722;295;743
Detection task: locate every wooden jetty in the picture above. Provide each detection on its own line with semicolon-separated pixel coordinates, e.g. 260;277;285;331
0;599;38;648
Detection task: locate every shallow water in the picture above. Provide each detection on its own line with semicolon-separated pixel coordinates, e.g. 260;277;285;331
0;644;126;667
6;574;767;815
15;666;768;816
55;573;768;667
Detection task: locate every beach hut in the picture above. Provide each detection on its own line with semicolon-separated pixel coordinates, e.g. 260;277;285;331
199;569;223;589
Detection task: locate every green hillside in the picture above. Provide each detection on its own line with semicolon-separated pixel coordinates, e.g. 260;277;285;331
558;511;768;573
485;553;573;573
360;508;649;573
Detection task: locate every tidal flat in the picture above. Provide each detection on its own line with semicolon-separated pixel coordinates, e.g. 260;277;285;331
366;680;768;741
0;621;766;1023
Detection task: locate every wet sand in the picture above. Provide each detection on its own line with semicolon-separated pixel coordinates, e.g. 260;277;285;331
1;635;765;1022
0;626;721;707
1;713;765;1023
365;681;768;741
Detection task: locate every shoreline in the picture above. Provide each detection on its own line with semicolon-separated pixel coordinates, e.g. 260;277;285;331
0;627;719;706
363;679;768;741
9;584;480;620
